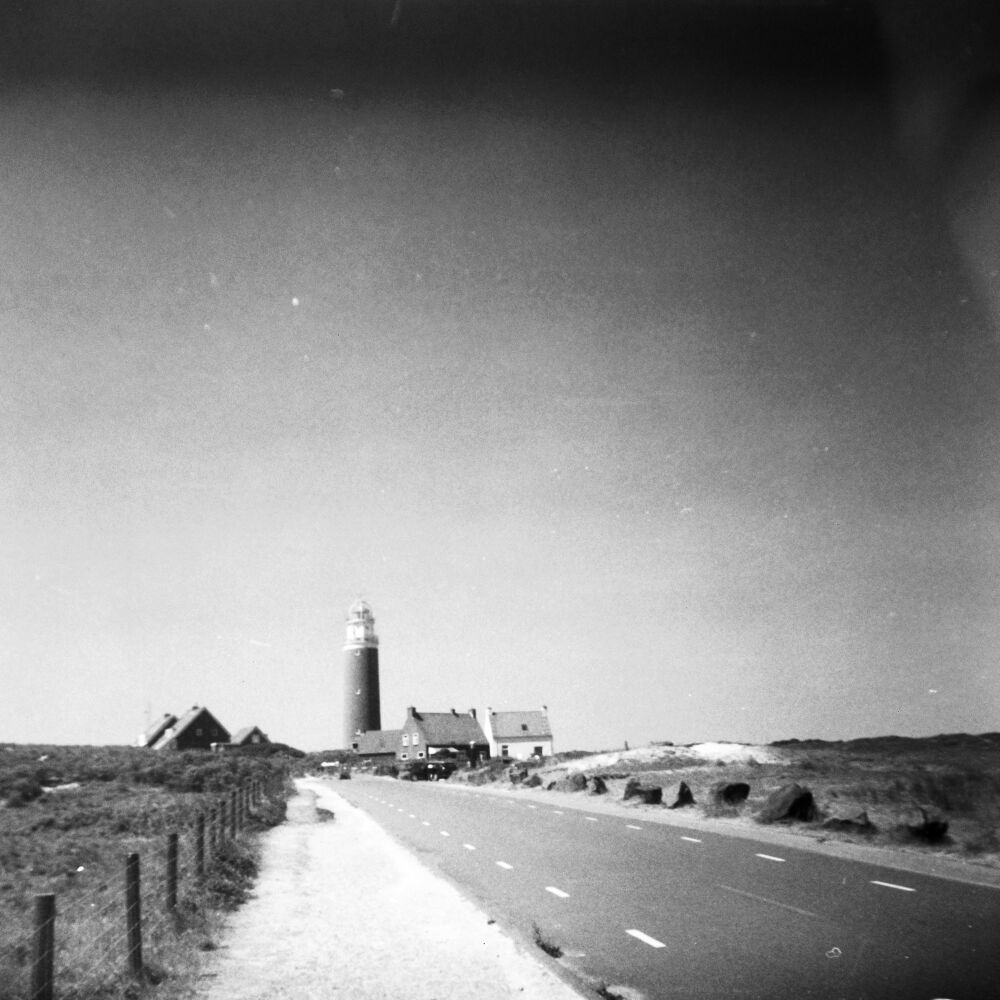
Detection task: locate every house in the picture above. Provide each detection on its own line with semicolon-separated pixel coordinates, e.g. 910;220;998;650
349;729;402;764
482;707;553;761
152;706;230;751
399;707;490;767
231;725;270;747
137;713;177;748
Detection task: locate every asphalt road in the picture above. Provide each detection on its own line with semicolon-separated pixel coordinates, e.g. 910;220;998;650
336;775;1000;1000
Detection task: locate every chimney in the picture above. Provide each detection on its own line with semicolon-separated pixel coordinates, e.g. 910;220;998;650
450;708;457;716
469;708;477;719
542;705;548;713
407;706;416;718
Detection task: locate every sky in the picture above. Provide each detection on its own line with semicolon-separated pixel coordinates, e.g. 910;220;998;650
2;2;999;752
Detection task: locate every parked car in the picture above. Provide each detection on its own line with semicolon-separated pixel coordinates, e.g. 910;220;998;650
398;759;458;781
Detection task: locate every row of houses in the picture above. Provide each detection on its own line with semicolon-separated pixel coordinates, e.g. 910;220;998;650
137;706;269;751
350;706;553;766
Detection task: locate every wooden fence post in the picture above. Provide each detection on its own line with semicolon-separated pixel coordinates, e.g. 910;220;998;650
229;790;238;838
166;833;178;912
125;852;143;978
218;799;227;843
196;814;205;877
31;893;55;1000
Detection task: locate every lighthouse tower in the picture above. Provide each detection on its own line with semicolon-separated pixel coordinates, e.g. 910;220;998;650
342;599;381;748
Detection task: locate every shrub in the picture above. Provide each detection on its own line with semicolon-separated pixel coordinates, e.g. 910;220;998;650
202;839;260;910
5;777;43;807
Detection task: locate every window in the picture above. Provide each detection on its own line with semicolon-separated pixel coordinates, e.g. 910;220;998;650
400;752;408;761
417;751;425;759
412;733;419;744
500;744;509;758
521;723;528;732
533;746;544;757
402;734;409;746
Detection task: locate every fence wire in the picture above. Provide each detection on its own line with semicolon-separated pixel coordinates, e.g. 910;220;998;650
0;778;273;1000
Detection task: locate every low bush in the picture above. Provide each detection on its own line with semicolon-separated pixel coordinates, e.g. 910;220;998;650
0;745;291;1000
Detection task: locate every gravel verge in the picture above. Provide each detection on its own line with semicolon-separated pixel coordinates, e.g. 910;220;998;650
195;778;585;1000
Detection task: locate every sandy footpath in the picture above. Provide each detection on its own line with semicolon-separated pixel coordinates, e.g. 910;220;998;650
195;778;584;1000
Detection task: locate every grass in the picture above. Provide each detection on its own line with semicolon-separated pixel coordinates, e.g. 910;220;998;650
0;744;292;1000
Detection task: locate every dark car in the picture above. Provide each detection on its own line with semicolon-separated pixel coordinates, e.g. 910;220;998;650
398;759;458;781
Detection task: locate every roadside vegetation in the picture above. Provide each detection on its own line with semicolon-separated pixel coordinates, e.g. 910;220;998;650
0;744;293;1000
455;734;1000;868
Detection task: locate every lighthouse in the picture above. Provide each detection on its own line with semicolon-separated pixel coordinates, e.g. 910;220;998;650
342;599;381;748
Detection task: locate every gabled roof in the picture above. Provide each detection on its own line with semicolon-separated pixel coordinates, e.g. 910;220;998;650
153;705;230;748
142;713;177;747
488;710;552;740
352;730;402;755
409;710;487;747
231;726;269;745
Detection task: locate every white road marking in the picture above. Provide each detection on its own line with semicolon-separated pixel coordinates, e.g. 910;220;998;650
585;817;598;822
681;836;702;843
545;886;570;898
440;831;450;837
626;824;642;830
527;804;537;809
408;814;416;819
553;811;564;815
871;880;916;892
717;884;819;918
463;843;476;851
755;853;786;863
422;821;430;826
496;861;514;870
626;929;666;949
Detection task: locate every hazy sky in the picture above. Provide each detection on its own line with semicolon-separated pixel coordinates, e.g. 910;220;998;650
2;4;999;752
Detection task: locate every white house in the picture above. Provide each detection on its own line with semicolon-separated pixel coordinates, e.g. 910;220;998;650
482;707;553;761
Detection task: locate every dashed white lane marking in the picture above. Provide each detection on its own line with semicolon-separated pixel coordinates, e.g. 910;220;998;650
408;814;416;819
681;836;702;843
422;821;430;826
527;804;537;809
496;861;514;870
871;880;916;892
755;853;786;863
717;884;819;918
545;887;570;898
585;817;598;822
463;843;476;851
440;831;450;837
626;824;642;830
626;929;666;949
553;811;564;815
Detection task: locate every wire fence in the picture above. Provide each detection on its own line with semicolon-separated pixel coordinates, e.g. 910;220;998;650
1;775;282;1000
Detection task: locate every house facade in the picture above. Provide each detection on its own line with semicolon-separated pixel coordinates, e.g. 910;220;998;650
152;706;230;750
350;729;402;764
231;725;269;747
482;707;553;760
399;707;490;767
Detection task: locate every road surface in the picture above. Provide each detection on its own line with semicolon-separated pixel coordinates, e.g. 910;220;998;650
337;775;1000;1000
